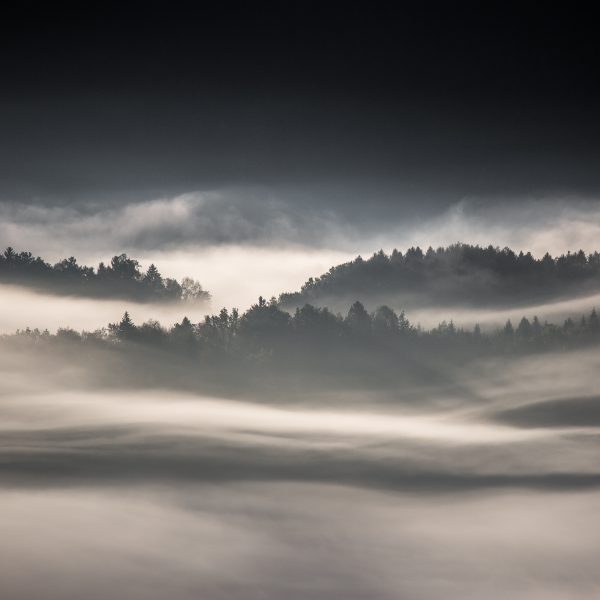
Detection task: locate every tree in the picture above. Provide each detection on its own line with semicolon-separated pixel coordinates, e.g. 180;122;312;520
54;256;83;278
144;264;163;289
56;327;82;342
3;247;16;263
181;277;210;303
517;317;532;338
170;316;197;352
372;305;399;335
109;311;137;341
239;297;291;351
293;304;343;341
109;254;141;280
138;319;168;345
346;301;371;335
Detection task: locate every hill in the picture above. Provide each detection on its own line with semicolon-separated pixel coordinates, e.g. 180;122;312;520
279;244;600;311
0;247;210;304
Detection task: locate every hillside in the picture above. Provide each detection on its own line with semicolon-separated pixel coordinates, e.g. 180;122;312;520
279;244;600;310
0;247;210;304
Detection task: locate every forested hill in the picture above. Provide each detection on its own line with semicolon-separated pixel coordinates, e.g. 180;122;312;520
0;247;210;304
279;244;600;310
8;301;600;392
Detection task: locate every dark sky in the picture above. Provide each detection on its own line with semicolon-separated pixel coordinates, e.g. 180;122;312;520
2;3;600;220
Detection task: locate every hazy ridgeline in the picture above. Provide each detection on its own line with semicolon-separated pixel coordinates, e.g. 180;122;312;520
0;247;210;304
280;243;600;312
3;297;600;398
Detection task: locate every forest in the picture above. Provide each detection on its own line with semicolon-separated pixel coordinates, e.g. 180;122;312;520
279;243;600;310
0;247;210;303
6;297;600;394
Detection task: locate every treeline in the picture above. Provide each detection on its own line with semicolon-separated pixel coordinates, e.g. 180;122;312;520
279;243;600;309
9;299;600;391
0;247;210;304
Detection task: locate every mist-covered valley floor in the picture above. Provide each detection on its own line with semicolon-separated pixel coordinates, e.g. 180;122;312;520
2;314;600;599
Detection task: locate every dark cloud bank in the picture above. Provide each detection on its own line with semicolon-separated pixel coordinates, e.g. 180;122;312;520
2;4;600;220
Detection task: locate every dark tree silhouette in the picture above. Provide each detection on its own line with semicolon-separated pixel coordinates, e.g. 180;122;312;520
346;301;371;336
0;247;210;304
9;301;600;392
279;243;600;310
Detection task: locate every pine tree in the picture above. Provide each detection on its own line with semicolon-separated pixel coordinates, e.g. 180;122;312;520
118;311;136;339
144;264;163;289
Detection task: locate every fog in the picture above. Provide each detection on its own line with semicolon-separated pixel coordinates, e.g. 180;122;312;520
2;338;600;599
3;192;600;259
0;244;352;333
5;197;600;336
4;194;600;327
407;291;600;330
4;6;600;597
3;279;600;335
3;486;600;600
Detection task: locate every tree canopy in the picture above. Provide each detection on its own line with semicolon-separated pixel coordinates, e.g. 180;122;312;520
0;247;210;304
279;244;600;310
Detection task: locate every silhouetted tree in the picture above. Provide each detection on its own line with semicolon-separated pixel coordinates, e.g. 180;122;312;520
517;317;532;338
170;316;198;352
144;264;163;289
372;305;399;335
346;301;371;336
181;277;210;302
110;254;141;280
110;311;137;341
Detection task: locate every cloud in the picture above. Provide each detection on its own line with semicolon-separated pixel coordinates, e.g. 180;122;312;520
395;196;600;257
5;192;600;322
0;189;361;256
2;335;600;599
4;191;600;262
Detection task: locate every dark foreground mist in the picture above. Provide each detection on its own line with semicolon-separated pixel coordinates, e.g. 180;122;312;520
1;326;600;599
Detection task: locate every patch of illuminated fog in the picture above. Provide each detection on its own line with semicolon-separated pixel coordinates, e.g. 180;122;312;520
459;347;600;413
0;389;547;446
1;345;600;598
116;244;355;310
4;278;600;337
406;290;600;330
0;245;354;333
0;284;211;334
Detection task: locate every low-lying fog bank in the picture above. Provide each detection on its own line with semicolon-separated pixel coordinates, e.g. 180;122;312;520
3;280;600;335
1;345;600;598
0;284;212;334
2;485;599;600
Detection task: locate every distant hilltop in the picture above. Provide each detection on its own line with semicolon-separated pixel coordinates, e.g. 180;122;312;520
279;243;600;311
0;247;210;305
